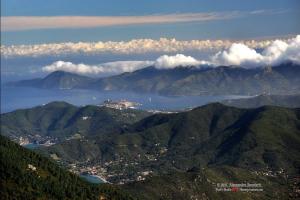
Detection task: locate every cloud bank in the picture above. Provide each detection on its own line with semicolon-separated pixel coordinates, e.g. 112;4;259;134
213;35;300;67
1;37;293;58
41;35;300;75
42;60;154;75
41;54;208;75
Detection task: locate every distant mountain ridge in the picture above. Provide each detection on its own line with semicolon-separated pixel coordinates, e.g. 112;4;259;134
8;70;95;89
9;62;300;95
222;94;300;108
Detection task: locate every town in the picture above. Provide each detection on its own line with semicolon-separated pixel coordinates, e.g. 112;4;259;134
101;99;141;110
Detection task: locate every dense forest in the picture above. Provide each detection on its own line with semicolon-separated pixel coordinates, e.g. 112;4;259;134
1;102;300;199
0;135;134;200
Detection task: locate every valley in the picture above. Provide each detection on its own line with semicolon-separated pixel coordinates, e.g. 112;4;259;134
1;100;300;199
2;1;300;199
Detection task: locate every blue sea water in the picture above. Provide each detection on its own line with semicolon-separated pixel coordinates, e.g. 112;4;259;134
1;86;249;113
23;143;40;149
80;174;106;184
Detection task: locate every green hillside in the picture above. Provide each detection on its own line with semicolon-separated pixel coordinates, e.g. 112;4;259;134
1;102;300;199
123;166;298;200
42;103;300;184
0;135;134;200
1;101;150;143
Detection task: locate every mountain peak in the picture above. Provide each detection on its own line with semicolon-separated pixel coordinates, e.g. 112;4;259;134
45;70;84;78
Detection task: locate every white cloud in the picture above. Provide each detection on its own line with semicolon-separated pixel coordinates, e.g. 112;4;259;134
2;37;292;58
42;60;154;75
154;35;300;69
42;61;102;74
41;35;300;76
212;43;264;66
212;35;300;67
2;10;268;31
41;55;205;75
154;54;207;69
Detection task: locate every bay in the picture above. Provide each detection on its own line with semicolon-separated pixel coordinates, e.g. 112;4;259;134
1;86;250;113
80;174;106;184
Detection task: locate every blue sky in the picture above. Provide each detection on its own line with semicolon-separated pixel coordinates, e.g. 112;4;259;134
1;0;300;45
1;0;300;82
2;0;299;16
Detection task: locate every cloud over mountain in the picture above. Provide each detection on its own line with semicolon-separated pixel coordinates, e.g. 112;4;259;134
38;35;300;75
212;35;300;67
42;60;153;75
41;55;206;75
155;54;207;69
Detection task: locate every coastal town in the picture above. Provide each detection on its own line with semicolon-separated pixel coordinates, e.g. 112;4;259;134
101;99;142;110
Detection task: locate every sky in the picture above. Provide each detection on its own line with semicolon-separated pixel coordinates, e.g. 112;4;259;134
0;0;299;81
1;0;300;44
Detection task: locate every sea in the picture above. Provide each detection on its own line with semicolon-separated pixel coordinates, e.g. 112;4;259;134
23;143;40;149
3;86;249;185
79;174;106;184
1;86;250;113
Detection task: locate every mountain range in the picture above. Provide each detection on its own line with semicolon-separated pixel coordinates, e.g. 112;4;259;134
1;102;300;199
1;101;150;143
2;102;300;175
8;62;300;96
41;103;300;175
222;94;300;108
9;71;94;89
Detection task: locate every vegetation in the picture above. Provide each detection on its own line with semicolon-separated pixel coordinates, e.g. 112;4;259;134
10;62;300;96
1;102;300;199
1;101;150;142
123;166;297;200
0;135;134;200
222;94;300;108
44;103;300;175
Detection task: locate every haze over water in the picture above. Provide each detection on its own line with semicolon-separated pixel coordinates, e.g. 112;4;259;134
1;86;248;113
